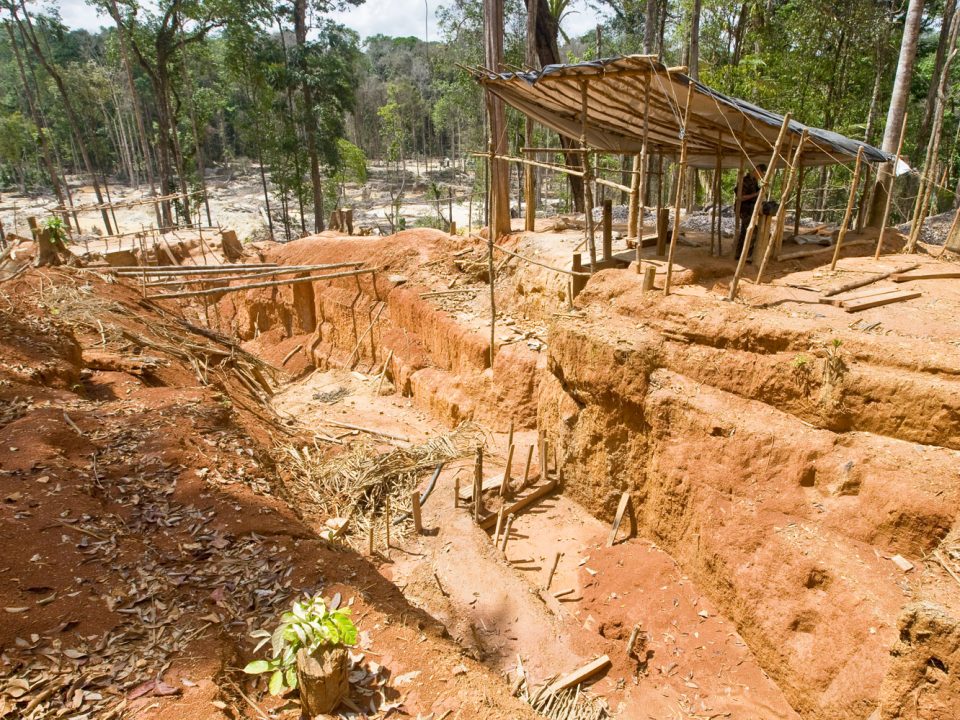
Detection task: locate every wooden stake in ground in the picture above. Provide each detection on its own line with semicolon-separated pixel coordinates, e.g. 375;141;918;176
453;476;460;509
411;491;423;534
521;445;534;488
385;497;391;548
728;114;792;301
499;443;515;497
499;513;515;553
830;147;866;271
368;523;374;555
544;551;561;591
494;506;506;545
875;116;909;260
474;447;483;523
664;81;696;296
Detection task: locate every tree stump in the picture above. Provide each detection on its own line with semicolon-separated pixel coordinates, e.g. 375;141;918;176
35;228;64;267
220;230;244;262
296;645;349;717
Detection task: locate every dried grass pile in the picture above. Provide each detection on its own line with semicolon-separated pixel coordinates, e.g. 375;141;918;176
280;422;485;547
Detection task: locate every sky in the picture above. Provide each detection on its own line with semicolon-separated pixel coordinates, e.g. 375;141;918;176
52;0;607;42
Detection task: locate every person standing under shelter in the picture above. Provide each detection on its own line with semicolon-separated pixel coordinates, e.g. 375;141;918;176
736;163;765;262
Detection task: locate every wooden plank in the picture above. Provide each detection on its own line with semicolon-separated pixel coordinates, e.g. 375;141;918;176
458;475;504;502
842;290;921;313
544;655;611;695
890;270;960;282
478;479;558;530
819;285;901;306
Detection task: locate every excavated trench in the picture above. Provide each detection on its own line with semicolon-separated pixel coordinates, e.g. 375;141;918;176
217;229;960;720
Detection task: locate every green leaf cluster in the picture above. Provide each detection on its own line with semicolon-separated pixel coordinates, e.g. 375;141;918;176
242;594;357;697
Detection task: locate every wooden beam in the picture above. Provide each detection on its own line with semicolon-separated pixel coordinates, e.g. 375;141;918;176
891;270;960;282
478;478;558;530
664;81;696;296
823;263;920;295
606;492;636;547
543;655;611;695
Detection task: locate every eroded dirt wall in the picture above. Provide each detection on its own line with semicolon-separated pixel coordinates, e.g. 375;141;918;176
538;301;960;720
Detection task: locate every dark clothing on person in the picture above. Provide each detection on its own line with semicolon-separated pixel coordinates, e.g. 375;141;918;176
736;172;761;261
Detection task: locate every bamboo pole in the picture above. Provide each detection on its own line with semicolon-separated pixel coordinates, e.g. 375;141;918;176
875;117;909;260
711;136;722;255
145;263;363;286
486;144;497;369
149;268;375;300
664;81;696;296
830;147;865;271
728;114;792;301
756;129;808;282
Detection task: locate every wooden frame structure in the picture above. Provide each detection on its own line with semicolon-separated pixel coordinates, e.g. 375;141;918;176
470;54;902;306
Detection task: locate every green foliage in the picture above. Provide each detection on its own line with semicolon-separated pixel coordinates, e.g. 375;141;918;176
44;216;67;247
242;594;357;696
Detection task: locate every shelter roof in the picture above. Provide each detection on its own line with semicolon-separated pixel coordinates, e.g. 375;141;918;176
473;55;892;170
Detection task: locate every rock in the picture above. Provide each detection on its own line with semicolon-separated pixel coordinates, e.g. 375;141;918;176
296;645;349;717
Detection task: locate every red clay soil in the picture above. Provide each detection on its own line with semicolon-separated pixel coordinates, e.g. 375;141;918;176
0;268;537;720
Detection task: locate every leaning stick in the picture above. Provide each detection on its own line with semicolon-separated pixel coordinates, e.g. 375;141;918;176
664;81;696;296
150;268;376;300
346;302;386;367
756;129;808;282
281;344;303;366
875;116;909;260
830;147;865;271
499;514;515;553
728;114;792;301
521;445;534;488
499;443;515;497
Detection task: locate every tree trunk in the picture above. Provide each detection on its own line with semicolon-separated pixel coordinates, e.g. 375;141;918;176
688;0;702;80
526;0;584;211
3;21;69;227
524;0;538;231
919;0;956;149
644;0;657;55
13;3;113;234
869;0;925;226
294;0;325;233
484;0;511;238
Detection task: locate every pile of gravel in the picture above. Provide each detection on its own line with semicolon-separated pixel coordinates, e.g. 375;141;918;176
896;209;956;246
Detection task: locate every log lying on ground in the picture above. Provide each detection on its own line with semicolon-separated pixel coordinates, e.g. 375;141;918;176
822;263;920;296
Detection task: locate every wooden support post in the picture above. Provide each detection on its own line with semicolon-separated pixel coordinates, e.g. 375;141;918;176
473;447;483;523
602;199;613;263
453;475;460;508
711;136;722;256
499;513;515;553
830;147;865;271
606;492;637;547
571;253;587;296
580;80;597;270
368;523;374;555
793;165;805;239
27;216;38;240
541;438;549;480
641;265;656;292
728;114;792;301
500;443;515;498
544;551;561;591
656;208;669;256
734;154;745;254
494;506;506;545
507;419;514;452
756;129;808;283
627;155;642;243
664;82;696;296
856;163;873;232
524;122;536;232
522;445;534;488
875;117;909;260
411;491;423;535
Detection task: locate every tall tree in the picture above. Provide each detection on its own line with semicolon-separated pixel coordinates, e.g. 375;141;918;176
484;0;510;238
869;0;925;226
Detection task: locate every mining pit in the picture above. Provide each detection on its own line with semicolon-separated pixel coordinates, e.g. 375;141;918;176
1;210;959;720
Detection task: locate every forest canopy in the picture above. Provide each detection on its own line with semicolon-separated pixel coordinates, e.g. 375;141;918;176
0;0;956;237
